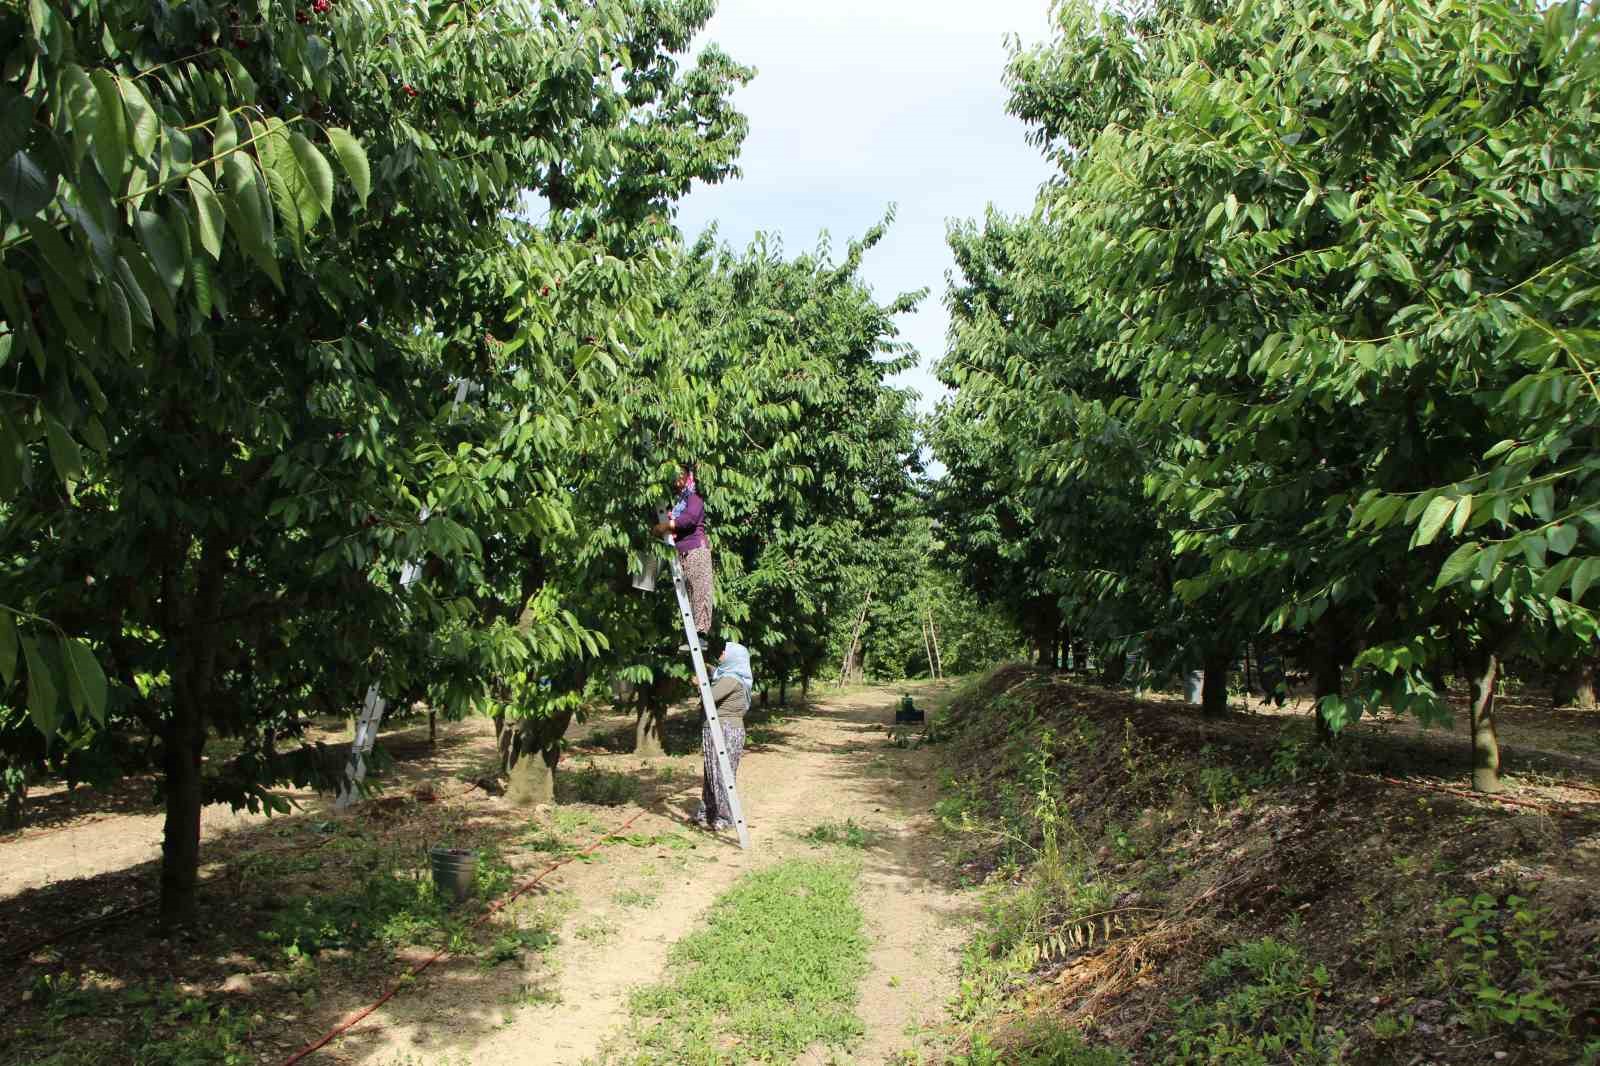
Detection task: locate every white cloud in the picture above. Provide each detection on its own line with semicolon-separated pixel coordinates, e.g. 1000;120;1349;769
676;0;1057;418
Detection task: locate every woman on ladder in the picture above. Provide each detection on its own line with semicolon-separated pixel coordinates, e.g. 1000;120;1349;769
652;462;713;645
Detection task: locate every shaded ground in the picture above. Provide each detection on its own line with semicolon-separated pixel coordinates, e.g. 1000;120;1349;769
2;683;972;1066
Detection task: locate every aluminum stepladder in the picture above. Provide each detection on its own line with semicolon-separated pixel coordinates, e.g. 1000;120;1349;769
661;524;750;850
335;381;471;810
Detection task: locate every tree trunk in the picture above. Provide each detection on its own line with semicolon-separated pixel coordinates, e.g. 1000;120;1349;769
1311;643;1344;744
504;711;574;806
634;689;667;758
428;709;437;746
1577;670;1598;712
159;532;226;932
779;677;788;707
1100;648;1127;684
160;689;207;930
1468;649;1503;794
1554;657;1598;710
1201;649;1231;717
839;595;871;684
493;711;509;765
1;758;25;830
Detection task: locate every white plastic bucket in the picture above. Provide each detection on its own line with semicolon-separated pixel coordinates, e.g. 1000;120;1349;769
1184;670;1204;704
630;551;659;592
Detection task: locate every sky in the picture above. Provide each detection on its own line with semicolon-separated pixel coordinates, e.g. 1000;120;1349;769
674;0;1059;418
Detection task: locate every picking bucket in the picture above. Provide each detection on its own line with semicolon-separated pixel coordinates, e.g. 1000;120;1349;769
630;551;660;592
429;846;477;904
1184;670;1204;705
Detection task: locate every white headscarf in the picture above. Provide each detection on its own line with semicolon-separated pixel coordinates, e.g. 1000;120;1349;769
712;641;753;696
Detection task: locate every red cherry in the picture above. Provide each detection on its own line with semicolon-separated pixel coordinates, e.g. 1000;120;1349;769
233;35;248;48
295;9;309;22
540;285;550;296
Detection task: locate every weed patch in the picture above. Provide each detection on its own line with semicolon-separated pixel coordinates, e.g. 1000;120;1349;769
803;818;874;848
1156;938;1345;1063
558;762;643;807
950;1030;1128;1066
601;858;868;1064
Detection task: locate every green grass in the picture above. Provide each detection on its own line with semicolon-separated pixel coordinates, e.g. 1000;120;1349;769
602;858;869;1064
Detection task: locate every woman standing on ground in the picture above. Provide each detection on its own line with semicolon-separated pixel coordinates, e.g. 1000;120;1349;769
651;462;713;644
697;641;752;831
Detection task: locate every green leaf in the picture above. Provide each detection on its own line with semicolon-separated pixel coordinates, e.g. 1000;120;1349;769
1531;484;1555;521
120;245;176;333
0;611;16;686
63;637;107;723
24;217;86;301
0;407;29;500
259;120;315;239
290;132;335;217
263;159;307;252
21;636;61;740
1522;534;1548;570
188;172;225;259
119;78;160;160
222;152;281;285
43;416;83;482
135;210;185;290
90;69;127;189
1572;559;1599;603
1547;523;1578;557
1413;495;1455;548
191;253;215;318
105;278;132;355
58;66;97;167
0;148;57;221
0;89;31;165
1537;558;1579;598
1436;541;1480;589
1450;495;1473;537
326;128;370;208
211;107;238;178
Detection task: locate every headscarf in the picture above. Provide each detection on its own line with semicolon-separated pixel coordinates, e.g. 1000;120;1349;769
712;641;753;696
670;471;697;520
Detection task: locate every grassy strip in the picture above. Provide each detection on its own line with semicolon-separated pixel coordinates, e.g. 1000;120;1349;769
605;858;868;1065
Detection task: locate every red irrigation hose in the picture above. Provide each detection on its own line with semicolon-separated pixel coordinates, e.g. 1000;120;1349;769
281;804;655;1066
1376;775;1596;820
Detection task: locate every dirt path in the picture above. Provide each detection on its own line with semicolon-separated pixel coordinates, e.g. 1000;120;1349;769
345;683;971;1066
0;685;969;1065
